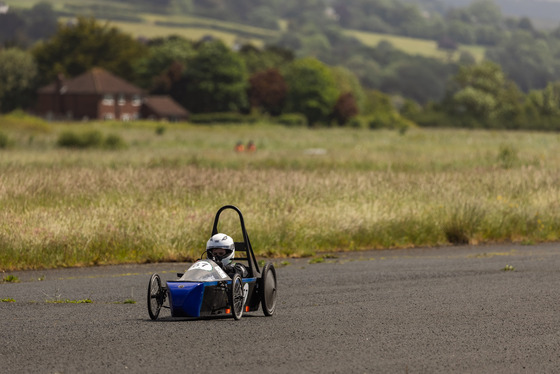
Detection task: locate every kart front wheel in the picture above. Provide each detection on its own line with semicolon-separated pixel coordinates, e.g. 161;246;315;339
147;273;165;320
230;274;244;320
260;263;277;316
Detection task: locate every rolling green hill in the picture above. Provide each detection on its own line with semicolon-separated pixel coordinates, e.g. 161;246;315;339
6;0;485;61
346;29;485;63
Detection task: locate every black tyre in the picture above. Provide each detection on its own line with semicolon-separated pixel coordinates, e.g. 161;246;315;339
260;263;277;316
147;273;164;320
230;274;244;320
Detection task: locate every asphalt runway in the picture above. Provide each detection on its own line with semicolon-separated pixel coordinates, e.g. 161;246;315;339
2;243;560;373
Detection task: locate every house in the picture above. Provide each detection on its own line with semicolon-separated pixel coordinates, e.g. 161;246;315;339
37;68;144;121
36;68;188;122
141;95;189;122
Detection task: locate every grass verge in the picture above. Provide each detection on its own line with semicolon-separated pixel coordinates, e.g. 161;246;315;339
1;119;560;270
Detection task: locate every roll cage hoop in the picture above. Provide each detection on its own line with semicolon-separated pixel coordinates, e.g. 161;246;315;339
211;205;260;278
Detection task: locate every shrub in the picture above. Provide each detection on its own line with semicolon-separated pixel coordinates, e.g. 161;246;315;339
367;112;416;132
155;125;166;135
497;144;518;169
0;110;51;133
104;133;127;149
0;131;8;148
348;116;368;129
57;131;83;148
442;203;485;245
57;130;126;149
189;112;260;124
405;108;451;128
81;130;103;148
273;113;307;127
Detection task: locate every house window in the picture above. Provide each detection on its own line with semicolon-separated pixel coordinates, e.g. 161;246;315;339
104;113;114;120
102;94;114;105
118;94;126;106
132;95;141;106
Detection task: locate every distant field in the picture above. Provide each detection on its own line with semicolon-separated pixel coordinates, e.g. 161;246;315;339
111;13;276;46
1;116;560;270
8;0;486;59
7;0;275;46
346;29;486;62
95;18;266;47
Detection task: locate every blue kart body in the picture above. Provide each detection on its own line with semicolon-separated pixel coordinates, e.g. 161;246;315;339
147;205;277;321
165;259;258;318
167;276;257;318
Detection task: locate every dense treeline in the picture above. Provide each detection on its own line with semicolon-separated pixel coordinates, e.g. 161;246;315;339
2;2;560;130
4;0;560;96
0;2;57;47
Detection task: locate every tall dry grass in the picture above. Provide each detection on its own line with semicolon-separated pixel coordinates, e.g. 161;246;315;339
1;121;560;270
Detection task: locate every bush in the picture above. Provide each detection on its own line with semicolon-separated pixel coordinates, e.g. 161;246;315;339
442;203;485;245
405;109;451;128
155;125;166;135
348;117;368;129
0;110;51;133
367;112;416;132
104;133;127;149
57;131;83;148
0;131;8;148
273;113;307;127
57;130;126;149
81;130;103;148
497;144;518;169
189;113;260;124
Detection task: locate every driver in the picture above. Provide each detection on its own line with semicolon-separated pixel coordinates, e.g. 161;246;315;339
206;233;248;278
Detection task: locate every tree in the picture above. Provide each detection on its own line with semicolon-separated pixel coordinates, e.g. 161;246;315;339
381;59;452;104
486;31;557;92
181;40;248;113
32;17;147;85
248;68;287;116
0;2;57;48
248;6;280;29
332;92;358;126
0;13;26;46
447;61;524;127
239;44;294;75
0;49;37;112
284;57;338;125
467;0;503;25
134;36;196;90
527;82;560;117
445;20;476;45
330;66;365;112
26;2;58;41
345;56;382;90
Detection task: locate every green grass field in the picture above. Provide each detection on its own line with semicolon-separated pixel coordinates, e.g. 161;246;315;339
346;29;486;62
1;114;560;270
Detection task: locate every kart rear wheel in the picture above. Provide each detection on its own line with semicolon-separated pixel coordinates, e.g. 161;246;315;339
147;273;164;320
230;274;244;320
260;263;277;316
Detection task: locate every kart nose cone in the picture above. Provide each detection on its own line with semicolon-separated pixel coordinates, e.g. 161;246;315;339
167;282;205;317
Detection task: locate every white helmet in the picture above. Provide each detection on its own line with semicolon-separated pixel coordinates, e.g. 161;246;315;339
206;233;235;265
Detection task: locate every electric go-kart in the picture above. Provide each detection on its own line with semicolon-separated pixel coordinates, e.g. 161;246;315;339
147;205;278;320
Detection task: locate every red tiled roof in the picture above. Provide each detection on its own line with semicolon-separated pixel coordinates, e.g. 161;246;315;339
143;96;189;118
38;68;144;95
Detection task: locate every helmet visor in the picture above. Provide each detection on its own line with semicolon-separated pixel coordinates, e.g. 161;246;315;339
209;247;232;260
